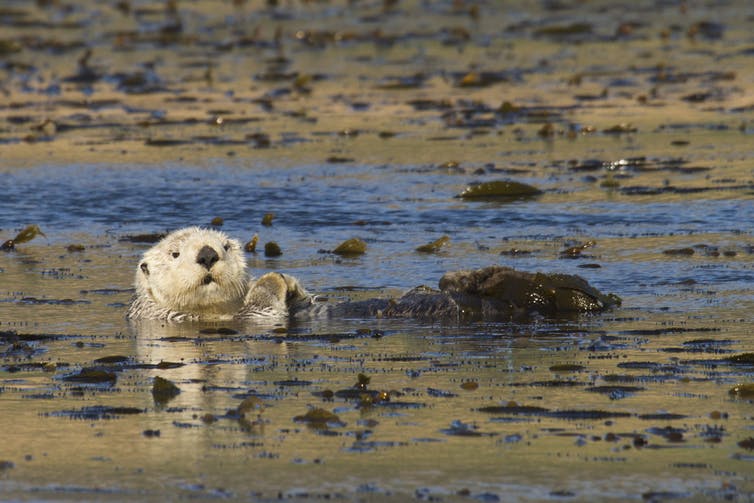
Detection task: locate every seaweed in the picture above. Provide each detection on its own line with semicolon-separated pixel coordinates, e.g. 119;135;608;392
293;407;345;428
1;224;45;251
152;376;181;405
264;241;282;257
416;236;450;253
456;181;541;200
332;238;367;257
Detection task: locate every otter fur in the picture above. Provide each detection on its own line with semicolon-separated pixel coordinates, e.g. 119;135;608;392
320;266;620;320
127;227;311;321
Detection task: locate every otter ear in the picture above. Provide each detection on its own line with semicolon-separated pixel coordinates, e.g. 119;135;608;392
140;262;150;276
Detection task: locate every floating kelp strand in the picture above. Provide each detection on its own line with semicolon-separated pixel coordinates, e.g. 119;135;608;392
1;224;45;251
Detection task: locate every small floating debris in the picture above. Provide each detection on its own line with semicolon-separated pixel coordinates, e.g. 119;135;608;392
460;381;479;391
332;238;367;256
152;376;181;404
2;224;46;251
247;132;271;148
261;213;275;226
453;71;511;88
62;367;117;384
145;138;189;147
198;327;238;335
436;160;463;172
119;232;165;244
237;396;265;417
416;236;450;253
477;403;550;415
244;234;258;253
549;364;586;372
498;101;520;114
729;384;754;399
549;409;632;420
538;123;556;137
456;180;542;200
637;413;687;421
663;247;695;256
264;241;282;257
499;248;534;257
603;124;637;134
293;407;345;427
331;373;390;406
355;373;370;389
93;355;129;364
647;426;686;443
325;156;354;164
726;353;754;365
237;396;266;430
560;240;596;259
533;23;593;40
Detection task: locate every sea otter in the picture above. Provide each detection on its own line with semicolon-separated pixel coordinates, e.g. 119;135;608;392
127;227;620;321
126;227;311;321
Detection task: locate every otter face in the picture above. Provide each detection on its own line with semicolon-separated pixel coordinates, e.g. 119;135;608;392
135;227;248;317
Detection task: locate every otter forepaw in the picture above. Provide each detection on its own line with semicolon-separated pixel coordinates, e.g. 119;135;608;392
279;273;313;312
246;272;312;317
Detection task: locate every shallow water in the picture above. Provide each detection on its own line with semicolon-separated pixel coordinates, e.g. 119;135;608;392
2;1;754;501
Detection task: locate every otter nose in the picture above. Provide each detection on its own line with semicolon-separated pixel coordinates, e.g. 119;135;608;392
196;245;219;270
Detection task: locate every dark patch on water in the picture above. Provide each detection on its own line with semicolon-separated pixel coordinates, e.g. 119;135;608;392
46;406;145;420
60;368;117;384
274;379;313;387
93;355;129;364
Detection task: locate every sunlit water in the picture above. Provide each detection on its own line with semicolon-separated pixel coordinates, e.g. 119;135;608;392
2;1;754;501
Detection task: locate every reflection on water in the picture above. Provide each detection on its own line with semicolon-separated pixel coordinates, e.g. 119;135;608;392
2;309;753;501
2;0;754;500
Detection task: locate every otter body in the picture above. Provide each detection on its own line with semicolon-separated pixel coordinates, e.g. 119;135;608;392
320;266;620;321
128;227;619;322
127;227;310;321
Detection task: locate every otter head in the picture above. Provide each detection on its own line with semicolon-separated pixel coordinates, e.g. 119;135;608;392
135;227;248;318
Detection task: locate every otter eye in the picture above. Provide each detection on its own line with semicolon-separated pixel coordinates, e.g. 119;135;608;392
171;252;180;258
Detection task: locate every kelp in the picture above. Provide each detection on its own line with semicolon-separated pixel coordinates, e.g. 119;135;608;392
1;224;45;251
457;181;541;200
416;236;450;253
332;238;367;256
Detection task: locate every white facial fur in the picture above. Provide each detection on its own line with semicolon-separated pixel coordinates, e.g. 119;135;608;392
135;227;248;317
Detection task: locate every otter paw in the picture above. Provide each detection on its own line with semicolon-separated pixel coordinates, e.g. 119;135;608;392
278;273;308;300
279;273;313;312
253;272;312;311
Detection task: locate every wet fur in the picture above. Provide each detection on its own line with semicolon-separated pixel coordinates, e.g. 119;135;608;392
127;227;310;321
